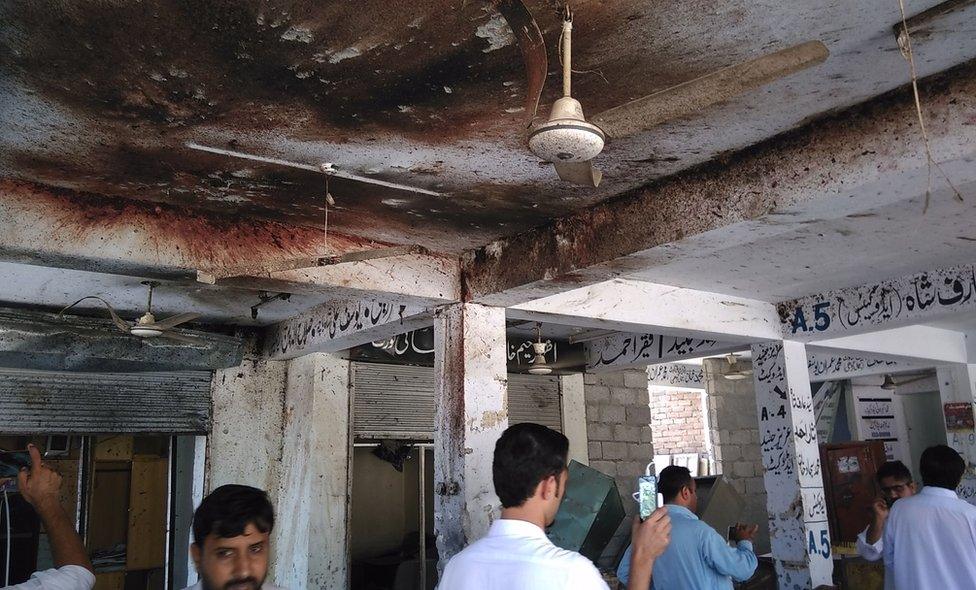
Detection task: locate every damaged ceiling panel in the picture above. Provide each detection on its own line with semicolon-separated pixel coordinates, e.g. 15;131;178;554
2;0;975;256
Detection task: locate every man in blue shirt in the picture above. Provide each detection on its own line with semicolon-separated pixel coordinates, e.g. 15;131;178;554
617;466;758;589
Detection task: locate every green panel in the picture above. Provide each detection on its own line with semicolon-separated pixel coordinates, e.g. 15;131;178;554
548;460;626;562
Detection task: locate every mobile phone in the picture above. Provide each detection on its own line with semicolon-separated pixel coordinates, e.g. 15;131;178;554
728;525;736;541
0;451;31;492
638;474;658;520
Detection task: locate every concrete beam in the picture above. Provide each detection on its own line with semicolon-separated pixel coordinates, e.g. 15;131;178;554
812;325;969;364
262;299;433;360
463;63;976;306
0;307;242;372
647;363;705;389
0;179;458;304
586;334;746;372
202;252;461;305
780;262;976;341
805;350;918;381
510;279;781;342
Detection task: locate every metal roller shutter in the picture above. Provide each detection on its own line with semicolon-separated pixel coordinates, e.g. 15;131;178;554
508;373;562;431
351;362;562;439
0;369;212;434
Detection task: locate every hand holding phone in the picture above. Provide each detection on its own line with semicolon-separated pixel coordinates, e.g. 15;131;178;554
0;450;32;492
638;474;658;520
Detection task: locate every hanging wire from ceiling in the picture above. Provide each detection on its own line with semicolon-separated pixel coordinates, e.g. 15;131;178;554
555;3;609;85
319;164;337;253
895;0;965;213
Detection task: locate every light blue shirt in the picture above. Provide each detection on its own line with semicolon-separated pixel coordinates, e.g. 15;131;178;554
883;486;976;590
617;505;757;590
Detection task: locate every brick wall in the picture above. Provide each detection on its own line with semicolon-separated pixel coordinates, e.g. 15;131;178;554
583;368;653;570
702;357;770;553
649;388;705;455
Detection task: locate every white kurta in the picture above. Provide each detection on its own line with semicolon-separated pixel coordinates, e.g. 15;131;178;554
438;519;609;590
855;525;883;562
2;566;94;590
883;486;976;590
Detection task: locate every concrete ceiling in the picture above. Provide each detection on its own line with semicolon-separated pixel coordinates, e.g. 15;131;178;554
3;0;974;256
628;178;976;301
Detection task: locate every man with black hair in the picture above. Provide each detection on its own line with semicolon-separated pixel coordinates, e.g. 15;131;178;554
884;445;976;589
616;465;757;589
439;422;671;590
182;485;282;590
856;460;916;562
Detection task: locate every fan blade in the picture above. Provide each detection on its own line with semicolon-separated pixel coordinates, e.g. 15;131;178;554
553;161;603;188
58;296;131;334
185;143;446;196
158;331;205;345
142;312;201;331
496;0;548;121
592;40;829;138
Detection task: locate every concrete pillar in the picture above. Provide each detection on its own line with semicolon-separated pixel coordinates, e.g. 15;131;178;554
208;352;352;587
276;353;352;588
433;303;509;569
209;358;289;493
936;364;976;502
560;373;589;465
751;341;832;589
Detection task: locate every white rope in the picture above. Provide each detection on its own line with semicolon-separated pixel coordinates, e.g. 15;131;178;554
895;0;964;213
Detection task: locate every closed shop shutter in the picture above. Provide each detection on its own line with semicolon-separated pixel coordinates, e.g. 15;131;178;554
352;362;562;439
0;369;212;434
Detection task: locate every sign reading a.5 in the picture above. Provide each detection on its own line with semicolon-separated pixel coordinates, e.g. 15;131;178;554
807;528;830;559
791;302;832;334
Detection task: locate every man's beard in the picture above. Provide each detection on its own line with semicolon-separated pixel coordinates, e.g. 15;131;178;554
200;573;264;590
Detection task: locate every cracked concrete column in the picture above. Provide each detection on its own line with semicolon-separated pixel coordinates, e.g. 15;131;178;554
751;341;832;589
433;303;509;571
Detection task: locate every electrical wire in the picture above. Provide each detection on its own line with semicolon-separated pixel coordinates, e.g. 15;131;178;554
3;488;10;587
895;0;964;212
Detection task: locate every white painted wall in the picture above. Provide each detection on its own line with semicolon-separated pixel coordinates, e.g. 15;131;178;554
560;373;589;465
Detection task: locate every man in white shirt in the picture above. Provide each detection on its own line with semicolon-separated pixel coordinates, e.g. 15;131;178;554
855;460;916;562
181;485;284;590
1;444;94;590
883;445;976;590
438;422;671;590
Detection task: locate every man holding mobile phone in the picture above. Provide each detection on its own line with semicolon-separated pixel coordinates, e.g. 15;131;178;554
1;444;94;590
439;423;671;590
617;466;758;589
855;460;916;564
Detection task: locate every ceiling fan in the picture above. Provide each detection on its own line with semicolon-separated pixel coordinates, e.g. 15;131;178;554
58;281;203;344
880;373;932;390
523;6;829;187
722;353;753;381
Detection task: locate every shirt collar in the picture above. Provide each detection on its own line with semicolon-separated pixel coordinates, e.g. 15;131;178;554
920;486;960;499
488;518;549;540
666;504;700;520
